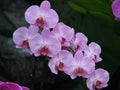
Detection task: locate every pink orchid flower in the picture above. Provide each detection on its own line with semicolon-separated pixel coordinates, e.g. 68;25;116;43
64;50;95;79
52;22;74;49
84;42;102;63
87;68;109;90
71;32;88;52
0;81;30;90
48;50;74;74
29;29;61;57
25;1;59;28
13;25;39;51
112;0;120;20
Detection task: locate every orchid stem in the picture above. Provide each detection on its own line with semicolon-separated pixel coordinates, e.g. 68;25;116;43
31;56;37;90
82;78;88;90
40;56;48;90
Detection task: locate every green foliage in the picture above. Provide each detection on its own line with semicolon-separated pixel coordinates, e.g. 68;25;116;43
0;0;16;37
68;0;113;22
68;1;87;14
0;11;16;37
0;0;11;10
74;78;88;90
77;0;112;15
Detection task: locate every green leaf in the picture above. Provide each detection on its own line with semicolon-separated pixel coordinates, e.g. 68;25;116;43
77;0;112;16
0;0;11;10
89;11;113;23
68;0;113;23
68;1;87;14
0;11;16;37
74;78;88;90
113;21;120;36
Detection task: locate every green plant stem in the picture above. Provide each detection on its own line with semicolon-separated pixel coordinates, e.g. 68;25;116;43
40;56;48;90
31;56;48;90
31;57;37;90
82;78;88;90
40;58;46;90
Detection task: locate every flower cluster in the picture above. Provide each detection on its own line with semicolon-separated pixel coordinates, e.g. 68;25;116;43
13;1;109;90
112;0;120;20
0;81;30;90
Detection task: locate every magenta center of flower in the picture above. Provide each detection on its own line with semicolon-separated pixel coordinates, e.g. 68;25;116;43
36;18;45;27
95;80;101;88
56;62;64;71
75;45;80;51
92;55;97;62
61;46;68;50
40;46;49;55
75;68;83;76
22;40;29;49
61;37;66;45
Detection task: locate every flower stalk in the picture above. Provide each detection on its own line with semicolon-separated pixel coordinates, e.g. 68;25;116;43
31;56;37;90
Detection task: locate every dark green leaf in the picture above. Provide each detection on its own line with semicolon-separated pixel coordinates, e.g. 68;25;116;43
68;1;87;14
74;78;88;90
89;11;113;23
0;0;11;10
77;0;112;16
0;11;16;37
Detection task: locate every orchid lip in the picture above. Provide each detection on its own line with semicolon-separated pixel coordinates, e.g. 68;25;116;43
40;46;49;55
35;17;46;27
95;80;101;89
75;45;80;51
55;62;64;71
61;37;66;45
75;68;84;76
22;40;30;49
92;55;97;62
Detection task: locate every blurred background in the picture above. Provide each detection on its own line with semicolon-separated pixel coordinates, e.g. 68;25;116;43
0;0;120;90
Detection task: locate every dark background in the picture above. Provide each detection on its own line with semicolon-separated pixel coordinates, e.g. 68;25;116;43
0;0;120;90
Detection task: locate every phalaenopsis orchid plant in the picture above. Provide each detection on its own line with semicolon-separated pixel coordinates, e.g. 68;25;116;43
10;0;117;90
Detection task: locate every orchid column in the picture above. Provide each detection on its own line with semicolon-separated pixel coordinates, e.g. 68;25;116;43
13;1;109;90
